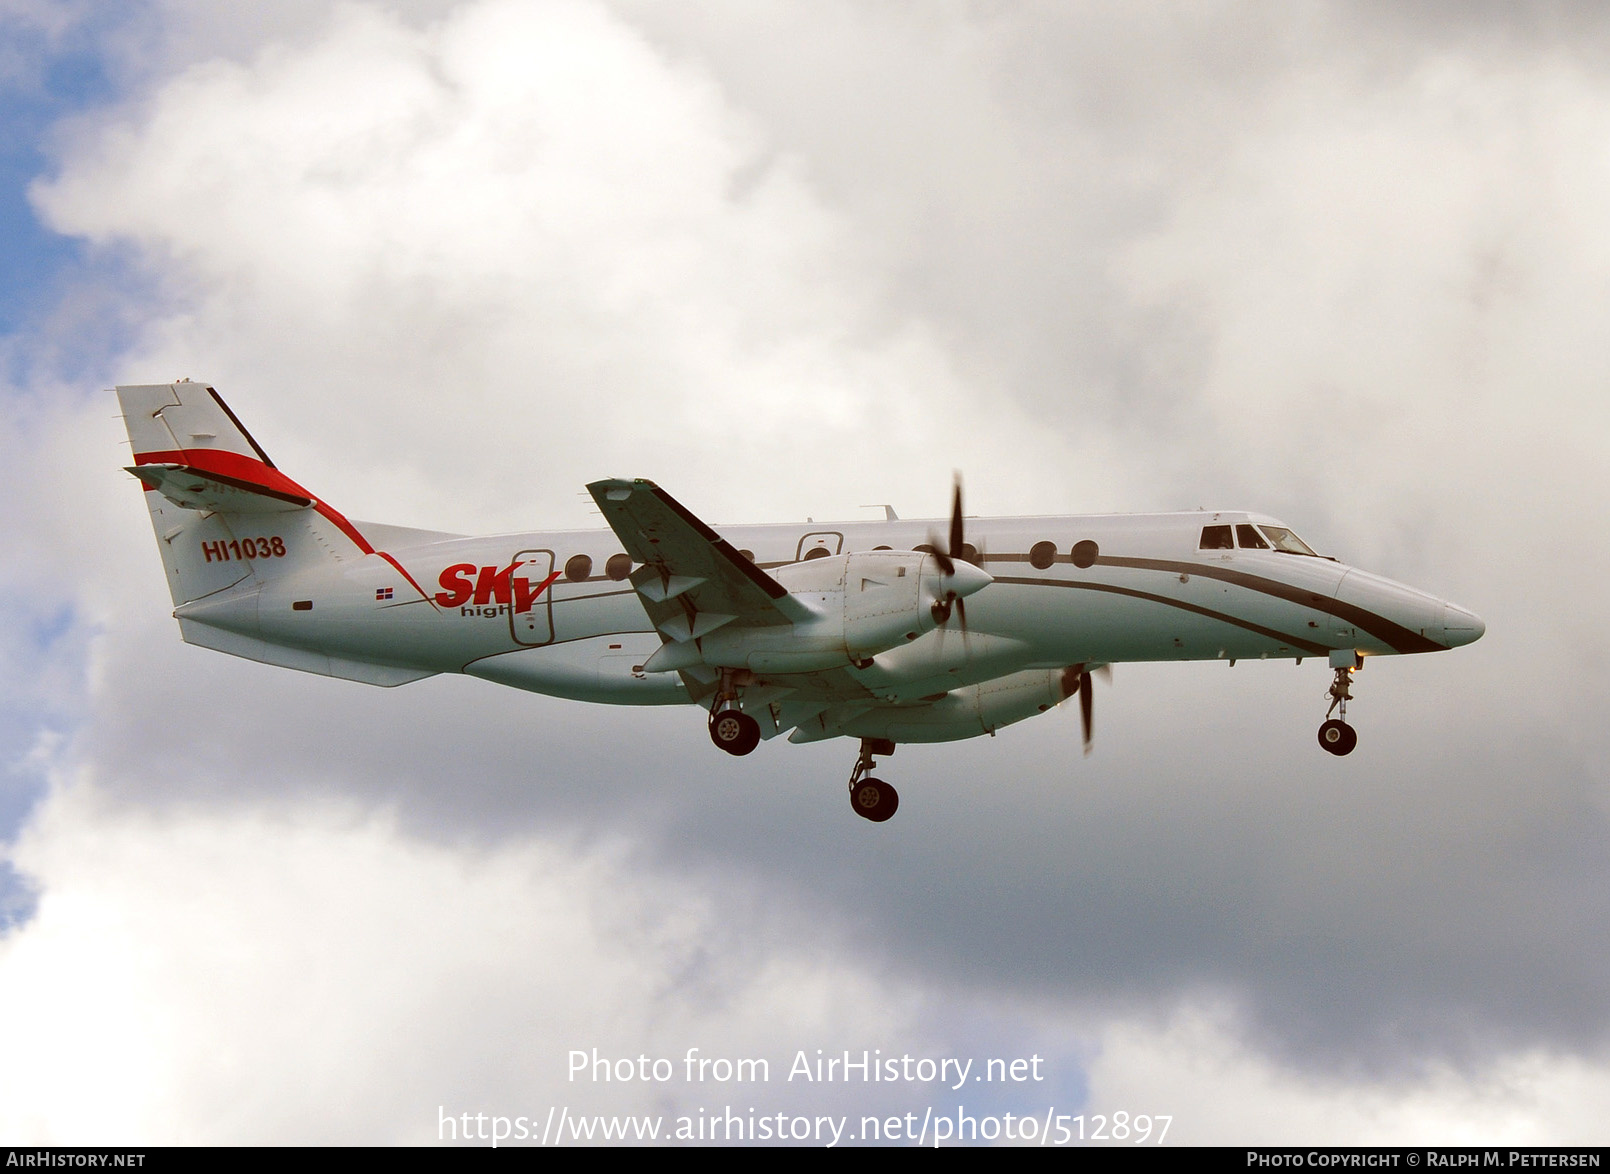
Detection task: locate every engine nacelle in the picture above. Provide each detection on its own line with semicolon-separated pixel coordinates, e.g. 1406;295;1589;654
789;668;1072;744
681;550;989;674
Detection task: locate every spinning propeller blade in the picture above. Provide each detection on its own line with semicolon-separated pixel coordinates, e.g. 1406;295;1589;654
927;474;980;649
1061;663;1111;754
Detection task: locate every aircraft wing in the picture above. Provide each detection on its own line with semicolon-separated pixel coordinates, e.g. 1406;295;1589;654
587;479;881;726
587;479;806;645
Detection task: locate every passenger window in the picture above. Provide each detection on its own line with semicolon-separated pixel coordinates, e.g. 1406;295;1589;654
1029;540;1057;570
564;554;593;581
1236;525;1269;550
804;547;831;560
605;553;633;581
1199;525;1233;550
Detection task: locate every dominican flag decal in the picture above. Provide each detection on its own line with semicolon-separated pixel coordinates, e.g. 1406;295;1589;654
376;587;394;601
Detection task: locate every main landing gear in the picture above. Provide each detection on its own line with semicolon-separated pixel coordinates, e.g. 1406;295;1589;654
709;708;760;755
1318;657;1360;756
708;671;760;756
848;738;899;822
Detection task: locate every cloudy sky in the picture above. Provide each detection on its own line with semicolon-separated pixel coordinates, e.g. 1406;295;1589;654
2;0;1608;1146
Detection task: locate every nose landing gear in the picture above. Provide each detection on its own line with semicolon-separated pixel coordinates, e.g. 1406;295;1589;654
1318;657;1360;756
848;737;899;822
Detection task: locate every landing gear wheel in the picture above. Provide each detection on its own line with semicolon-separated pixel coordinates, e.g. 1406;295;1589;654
850;777;899;822
709;709;760;756
1318;719;1357;756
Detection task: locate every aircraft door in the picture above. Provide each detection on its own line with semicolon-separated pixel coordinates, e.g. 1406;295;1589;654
510;548;556;646
796;531;844;562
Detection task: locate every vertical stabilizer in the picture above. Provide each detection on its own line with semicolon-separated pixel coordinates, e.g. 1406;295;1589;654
117;381;374;607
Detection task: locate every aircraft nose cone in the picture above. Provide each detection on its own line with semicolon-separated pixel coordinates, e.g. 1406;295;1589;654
1441;602;1486;647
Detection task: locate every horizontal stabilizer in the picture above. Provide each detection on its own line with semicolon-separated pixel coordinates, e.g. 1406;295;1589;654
127;463;313;513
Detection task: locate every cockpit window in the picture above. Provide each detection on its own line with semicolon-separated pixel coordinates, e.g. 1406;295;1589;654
1258;526;1317;556
1199;525;1233;550
1235;524;1269;550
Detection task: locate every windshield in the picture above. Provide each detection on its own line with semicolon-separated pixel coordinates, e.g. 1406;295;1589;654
1258;525;1317;556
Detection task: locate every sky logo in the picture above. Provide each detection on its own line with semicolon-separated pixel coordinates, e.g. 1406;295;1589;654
434;563;562;613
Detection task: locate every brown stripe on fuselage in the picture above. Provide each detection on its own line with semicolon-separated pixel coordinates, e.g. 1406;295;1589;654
992;575;1330;656
1092;555;1445;654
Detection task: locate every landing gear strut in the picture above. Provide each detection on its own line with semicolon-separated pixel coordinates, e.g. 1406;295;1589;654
708;670;760;756
1318;658;1360;756
848;737;899;822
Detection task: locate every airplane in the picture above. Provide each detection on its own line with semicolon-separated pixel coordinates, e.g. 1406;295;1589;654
116;380;1485;822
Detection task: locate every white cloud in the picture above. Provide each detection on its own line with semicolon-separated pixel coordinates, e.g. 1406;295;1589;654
1087;1004;1610;1145
33;0;1074;535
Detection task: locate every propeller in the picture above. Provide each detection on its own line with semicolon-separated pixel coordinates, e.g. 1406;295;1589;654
1060;663;1112;754
926;476;986;640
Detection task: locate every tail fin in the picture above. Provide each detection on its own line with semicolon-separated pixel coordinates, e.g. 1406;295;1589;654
117;381;375;607
117;381;436;687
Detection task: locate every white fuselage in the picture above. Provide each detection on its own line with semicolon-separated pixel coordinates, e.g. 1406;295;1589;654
176;508;1482;719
